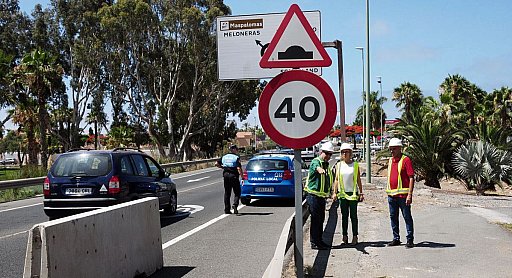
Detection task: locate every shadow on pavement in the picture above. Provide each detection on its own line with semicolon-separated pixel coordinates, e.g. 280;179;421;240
234;212;273;216
247;199;295;207
330;240;388;254
414;241;456;248
310;201;339;278
150;266;194;277
160;211;191;228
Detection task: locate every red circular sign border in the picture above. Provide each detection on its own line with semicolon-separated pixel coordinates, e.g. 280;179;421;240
258;70;337;149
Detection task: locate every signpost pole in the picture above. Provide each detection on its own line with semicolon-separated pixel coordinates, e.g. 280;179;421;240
293;149;304;278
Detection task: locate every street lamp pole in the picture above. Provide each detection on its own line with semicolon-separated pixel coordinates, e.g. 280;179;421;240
365;0;372;183
377;76;383;147
355;47;364;159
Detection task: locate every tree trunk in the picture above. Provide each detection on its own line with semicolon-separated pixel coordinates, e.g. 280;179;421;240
39;100;48;170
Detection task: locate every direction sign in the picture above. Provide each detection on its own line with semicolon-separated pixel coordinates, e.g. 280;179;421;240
216;11;321;80
258;70;336;149
260;4;331;69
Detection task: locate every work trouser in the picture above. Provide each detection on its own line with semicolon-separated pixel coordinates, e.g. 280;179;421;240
339;198;358;236
388;196;414;241
223;175;241;211
306;193;327;245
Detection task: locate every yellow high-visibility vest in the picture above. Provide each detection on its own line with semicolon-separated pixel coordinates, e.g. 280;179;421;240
304;157;333;198
386;155;411;196
336;161;359;201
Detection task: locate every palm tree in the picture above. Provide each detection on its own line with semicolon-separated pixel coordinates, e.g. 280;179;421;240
13;49;64;168
392;82;423;121
438;74;484;126
391;111;464;188
486;87;512;128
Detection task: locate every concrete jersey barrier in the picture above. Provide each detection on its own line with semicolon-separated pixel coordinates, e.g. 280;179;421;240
23;197;163;278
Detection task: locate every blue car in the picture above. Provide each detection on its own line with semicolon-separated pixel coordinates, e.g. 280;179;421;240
43;148;177;219
240;154;305;205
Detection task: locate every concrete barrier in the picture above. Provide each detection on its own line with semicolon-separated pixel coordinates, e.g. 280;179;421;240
23;198;163;278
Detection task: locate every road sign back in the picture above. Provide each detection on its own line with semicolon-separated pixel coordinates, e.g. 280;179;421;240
259;4;332;69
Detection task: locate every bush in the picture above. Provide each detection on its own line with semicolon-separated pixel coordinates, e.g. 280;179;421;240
452;140;512;194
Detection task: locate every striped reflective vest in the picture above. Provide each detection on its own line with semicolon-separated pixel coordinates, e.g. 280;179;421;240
304;157;333;198
336;161;359;201
386;155;411;196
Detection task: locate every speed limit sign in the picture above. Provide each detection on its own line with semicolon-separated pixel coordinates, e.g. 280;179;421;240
258;70;337;149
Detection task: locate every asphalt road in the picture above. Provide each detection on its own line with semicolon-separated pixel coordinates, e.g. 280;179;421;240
0;166;297;278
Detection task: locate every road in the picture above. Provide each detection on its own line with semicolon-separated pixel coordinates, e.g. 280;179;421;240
0;166;296;278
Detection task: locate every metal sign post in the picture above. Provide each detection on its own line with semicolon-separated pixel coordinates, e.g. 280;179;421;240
293;149;303;278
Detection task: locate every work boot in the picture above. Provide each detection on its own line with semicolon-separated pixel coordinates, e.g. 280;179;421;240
405;239;414;248
351;236;358;245
311;242;328;250
387;239;401;246
342;235;348;244
232;204;238;214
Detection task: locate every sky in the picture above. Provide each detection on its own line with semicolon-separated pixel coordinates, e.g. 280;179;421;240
12;0;512;130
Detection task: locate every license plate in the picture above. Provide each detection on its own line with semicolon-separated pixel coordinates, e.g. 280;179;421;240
65;188;92;195
255;187;274;193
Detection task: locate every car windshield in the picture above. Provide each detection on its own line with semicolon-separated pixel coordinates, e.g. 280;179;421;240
246;159;288;171
51;153;112;177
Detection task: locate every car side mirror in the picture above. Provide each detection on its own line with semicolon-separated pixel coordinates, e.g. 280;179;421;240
159;171;170;178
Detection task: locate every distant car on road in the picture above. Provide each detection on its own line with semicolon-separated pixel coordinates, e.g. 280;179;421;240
43;148;177;219
0;158;17;165
240;153;307;205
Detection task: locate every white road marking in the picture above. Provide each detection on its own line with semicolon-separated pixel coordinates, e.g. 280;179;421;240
187;176;210;183
178;181;220;193
162;204;246;249
0;230;28;240
172;168;219;180
0;203;41;213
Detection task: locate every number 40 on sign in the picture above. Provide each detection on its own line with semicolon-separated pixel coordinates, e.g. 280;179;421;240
258;70;337;149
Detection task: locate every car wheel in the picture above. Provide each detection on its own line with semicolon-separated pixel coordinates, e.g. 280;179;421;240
240;197;250;205
164;191;177;215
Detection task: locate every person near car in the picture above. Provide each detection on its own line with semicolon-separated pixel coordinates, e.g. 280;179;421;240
216;145;243;214
304;141;335;250
332;143;364;245
386;138;415;248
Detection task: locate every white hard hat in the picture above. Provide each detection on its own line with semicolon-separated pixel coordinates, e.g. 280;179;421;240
388;138;403;147
340;143;353;151
320;142;334;153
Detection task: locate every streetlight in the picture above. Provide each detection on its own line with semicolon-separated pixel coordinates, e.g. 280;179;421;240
355;47;364;159
365;0;371;183
377;76;383;147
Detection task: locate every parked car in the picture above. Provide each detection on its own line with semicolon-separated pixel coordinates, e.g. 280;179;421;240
0;158;17;165
370;143;383;151
43;148;177;219
301;146;316;162
240;153;307;205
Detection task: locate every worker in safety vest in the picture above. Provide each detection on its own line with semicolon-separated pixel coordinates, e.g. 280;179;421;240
332;143;363;245
386;138;415;248
304;141;334;250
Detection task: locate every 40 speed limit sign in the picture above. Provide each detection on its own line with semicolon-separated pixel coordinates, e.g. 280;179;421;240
258;70;337;149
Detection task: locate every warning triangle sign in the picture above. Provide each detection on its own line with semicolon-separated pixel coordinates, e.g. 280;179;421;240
260;4;332;69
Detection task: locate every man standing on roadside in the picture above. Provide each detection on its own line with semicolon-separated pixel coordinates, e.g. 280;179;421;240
216;145;243;214
386;138;415;248
304;142;335;250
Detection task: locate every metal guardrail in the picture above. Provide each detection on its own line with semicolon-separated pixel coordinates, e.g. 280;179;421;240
0;155;253;191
